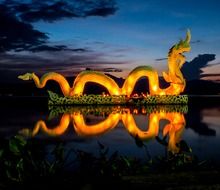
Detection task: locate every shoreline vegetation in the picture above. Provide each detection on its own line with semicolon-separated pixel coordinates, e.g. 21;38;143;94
0;135;220;189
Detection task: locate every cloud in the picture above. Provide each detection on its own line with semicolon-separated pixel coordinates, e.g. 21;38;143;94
28;45;88;52
4;0;117;22
85;67;122;72
0;4;48;52
182;54;216;81
191;40;201;44
0;50;127;83
200;73;220;78
155;58;167;61
102;68;122;72
0;0;117;52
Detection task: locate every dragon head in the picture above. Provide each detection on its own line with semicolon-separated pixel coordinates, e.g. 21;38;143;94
163;30;191;94
18;73;34;80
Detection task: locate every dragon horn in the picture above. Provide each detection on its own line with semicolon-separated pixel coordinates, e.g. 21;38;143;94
185;29;191;44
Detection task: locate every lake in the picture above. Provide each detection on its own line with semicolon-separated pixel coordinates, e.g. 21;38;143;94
1;100;220;165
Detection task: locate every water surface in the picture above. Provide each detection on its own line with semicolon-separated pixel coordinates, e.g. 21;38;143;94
0;103;220;164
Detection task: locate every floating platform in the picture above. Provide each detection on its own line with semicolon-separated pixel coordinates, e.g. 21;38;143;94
48;91;188;105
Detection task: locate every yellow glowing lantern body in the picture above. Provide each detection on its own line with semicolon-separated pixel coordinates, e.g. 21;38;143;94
18;31;191;97
71;71;121;96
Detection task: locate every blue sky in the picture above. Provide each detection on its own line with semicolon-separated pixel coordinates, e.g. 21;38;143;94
1;0;220;81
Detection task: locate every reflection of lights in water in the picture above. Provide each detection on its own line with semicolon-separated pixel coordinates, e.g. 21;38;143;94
19;106;186;153
141;108;147;114
133;109;138;114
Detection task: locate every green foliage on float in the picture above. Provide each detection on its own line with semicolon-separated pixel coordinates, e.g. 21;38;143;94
48;91;188;105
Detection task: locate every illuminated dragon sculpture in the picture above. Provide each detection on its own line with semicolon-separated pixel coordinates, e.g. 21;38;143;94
18;30;191;97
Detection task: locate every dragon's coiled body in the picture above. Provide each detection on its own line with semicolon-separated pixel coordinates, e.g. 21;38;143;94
18;31;191;97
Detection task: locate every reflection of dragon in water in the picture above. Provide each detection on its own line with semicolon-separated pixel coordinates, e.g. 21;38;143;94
20;107;186;153
18;31;191;97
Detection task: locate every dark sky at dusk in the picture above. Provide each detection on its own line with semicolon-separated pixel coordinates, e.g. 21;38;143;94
1;0;220;83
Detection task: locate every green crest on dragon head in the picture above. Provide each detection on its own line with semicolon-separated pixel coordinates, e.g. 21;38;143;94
172;29;191;52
